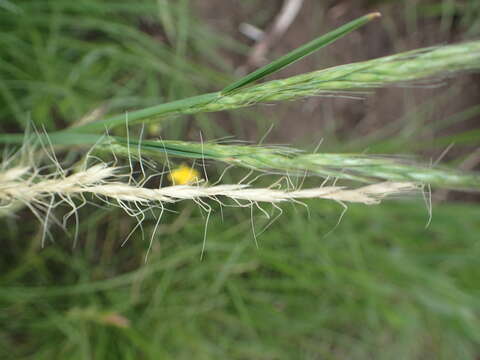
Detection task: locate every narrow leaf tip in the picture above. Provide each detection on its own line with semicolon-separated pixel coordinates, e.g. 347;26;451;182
368;12;382;20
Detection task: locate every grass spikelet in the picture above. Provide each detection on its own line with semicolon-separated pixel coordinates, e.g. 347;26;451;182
101;138;480;191
69;41;480;132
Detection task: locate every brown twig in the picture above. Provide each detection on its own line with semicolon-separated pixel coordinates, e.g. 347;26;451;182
240;0;304;72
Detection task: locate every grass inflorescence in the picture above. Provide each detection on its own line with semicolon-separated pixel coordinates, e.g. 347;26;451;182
102;138;480;190
1;25;479;193
67;41;480;132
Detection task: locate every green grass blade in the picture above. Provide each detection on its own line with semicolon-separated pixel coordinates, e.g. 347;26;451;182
221;12;381;95
74;92;219;133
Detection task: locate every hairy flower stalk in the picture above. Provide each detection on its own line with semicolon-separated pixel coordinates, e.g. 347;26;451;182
72;41;480;132
0;163;418;212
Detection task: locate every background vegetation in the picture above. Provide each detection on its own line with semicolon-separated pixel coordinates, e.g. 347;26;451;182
1;0;480;359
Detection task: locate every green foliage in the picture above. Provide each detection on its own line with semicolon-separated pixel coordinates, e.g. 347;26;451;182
0;0;233;132
2;201;480;359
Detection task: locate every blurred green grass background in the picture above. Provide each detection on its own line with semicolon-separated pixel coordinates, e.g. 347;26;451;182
1;0;480;359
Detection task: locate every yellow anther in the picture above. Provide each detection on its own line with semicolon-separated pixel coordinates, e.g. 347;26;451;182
168;164;201;185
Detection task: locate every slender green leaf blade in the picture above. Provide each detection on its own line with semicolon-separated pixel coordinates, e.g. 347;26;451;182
75;92;219;133
221;12;381;94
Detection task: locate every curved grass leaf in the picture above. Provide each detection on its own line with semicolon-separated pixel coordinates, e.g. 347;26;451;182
221;12;381;94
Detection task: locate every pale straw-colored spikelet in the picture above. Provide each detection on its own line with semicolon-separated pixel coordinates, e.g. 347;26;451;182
0;162;418;208
0;158;419;249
